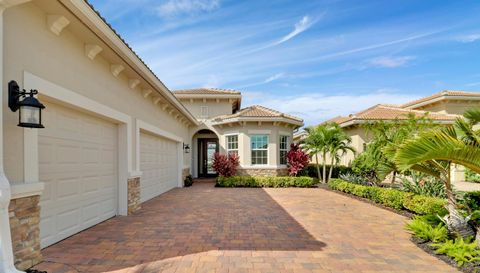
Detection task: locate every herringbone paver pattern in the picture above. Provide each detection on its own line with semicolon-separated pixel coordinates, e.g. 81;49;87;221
33;182;458;273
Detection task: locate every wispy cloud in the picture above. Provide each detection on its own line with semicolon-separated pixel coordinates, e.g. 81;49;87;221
156;0;220;18
369;56;415;68
456;34;480;43
264;73;285;83
271;16;316;46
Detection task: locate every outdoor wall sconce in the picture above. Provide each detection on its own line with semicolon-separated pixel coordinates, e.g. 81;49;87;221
8;80;45;128
183;143;190;153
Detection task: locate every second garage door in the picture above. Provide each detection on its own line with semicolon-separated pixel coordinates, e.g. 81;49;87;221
140;132;179;202
39;102;118;248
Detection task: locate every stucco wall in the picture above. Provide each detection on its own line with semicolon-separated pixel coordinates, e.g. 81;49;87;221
190;121;294;177
179;99;233;119
414;100;480;115
3;3;191;183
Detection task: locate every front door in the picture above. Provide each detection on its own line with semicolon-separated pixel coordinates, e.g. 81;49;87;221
198;138;219;177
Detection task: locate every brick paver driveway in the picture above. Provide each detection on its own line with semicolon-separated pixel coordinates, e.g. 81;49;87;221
34;181;458;273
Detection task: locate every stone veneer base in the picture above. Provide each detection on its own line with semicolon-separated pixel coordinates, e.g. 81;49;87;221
9;195;42;270
127;177;141;215
237;168;288;177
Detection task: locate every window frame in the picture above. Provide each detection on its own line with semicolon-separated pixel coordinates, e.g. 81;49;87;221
250;134;269;165
279;135;289;165
226;134;239;156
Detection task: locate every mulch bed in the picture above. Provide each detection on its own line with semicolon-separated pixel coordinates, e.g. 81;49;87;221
315;183;414;218
411;237;480;273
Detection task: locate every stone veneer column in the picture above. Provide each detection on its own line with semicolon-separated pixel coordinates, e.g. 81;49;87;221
8;195;42;270
127;177;141;215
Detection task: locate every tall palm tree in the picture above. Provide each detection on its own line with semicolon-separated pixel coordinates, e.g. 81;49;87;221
302;125;329;182
394;108;480;238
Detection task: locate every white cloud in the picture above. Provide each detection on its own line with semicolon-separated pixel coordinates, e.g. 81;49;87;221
264;73;285;83
156;0;220;17
272;16;315;46
369;56;415;68
242;91;418;126
456;34;480;43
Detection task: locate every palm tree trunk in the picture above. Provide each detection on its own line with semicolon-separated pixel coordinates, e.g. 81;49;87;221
328;155;335;182
315;153;321;180
443;162;475;238
322;151;327;184
391;171;396;184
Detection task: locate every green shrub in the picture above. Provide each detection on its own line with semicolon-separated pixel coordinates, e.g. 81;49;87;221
405;217;448;243
328;179;447;215
431;237;480;267
461;191;480;211
416;214;444;227
215;176;315;188
400;172;446;198
298;164;352;179
184;175;193;187
465;168;480;183
339;172;372;186
403;195;448;216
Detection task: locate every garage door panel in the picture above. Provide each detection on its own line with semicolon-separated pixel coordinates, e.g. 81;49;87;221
140;132;178;203
39;102;118;248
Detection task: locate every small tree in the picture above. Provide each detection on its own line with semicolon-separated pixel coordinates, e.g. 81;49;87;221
212;152;240;177
287;143;309;176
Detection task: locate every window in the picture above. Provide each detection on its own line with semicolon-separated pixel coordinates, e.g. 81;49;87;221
200;106;209;118
226;135;238;156
279;135;289;165
251;135;268;165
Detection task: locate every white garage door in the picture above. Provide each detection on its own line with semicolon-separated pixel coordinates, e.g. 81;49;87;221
140;132;179;203
39;102;118;248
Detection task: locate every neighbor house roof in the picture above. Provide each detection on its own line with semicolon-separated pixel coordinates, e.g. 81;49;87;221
402;90;480;109
212;105;304;126
173;88;241;95
325;104;459;128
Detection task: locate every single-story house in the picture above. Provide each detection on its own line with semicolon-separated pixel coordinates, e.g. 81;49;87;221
294;90;480;182
0;1;303;272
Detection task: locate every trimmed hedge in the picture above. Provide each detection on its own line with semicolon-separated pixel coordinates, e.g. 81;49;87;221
328;179;447;215
216;176;315;188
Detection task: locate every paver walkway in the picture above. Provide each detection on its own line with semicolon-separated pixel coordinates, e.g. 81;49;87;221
33;181;458;273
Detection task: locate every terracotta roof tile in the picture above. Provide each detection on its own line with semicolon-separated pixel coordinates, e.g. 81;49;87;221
326;104;459;127
402;90;480;108
173;88;241;95
214;105;303;122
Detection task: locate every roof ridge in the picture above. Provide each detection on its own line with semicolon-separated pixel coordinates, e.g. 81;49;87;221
402;90;480;108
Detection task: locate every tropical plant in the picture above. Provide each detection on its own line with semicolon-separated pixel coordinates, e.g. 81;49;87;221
405;217;448;243
400;172;446;198
465;168;480;183
212;152;240;177
286;143;310;176
339;172;371;186
395;108;480;238
431;237;480;267
353;114;435;184
302;123;354;183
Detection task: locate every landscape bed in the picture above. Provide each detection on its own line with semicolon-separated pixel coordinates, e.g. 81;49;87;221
215;176;315;188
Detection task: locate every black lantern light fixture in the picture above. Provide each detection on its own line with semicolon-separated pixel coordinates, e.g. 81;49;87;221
8;80;45;128
183;143;190;153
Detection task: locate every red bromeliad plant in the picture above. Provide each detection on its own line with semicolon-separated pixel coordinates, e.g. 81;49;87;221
287;143;310;176
212;152;240;177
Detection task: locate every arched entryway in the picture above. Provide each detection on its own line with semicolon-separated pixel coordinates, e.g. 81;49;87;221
192;129;219;178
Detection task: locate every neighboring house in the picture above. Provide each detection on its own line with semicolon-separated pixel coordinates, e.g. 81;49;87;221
0;1;303;272
294;90;480;183
173;88;303;177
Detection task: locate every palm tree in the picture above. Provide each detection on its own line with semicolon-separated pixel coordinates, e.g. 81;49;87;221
327;127;355;181
394;108;480;238
302;125;329;182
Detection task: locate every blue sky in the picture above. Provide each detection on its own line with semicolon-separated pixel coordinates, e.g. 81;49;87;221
90;0;480;126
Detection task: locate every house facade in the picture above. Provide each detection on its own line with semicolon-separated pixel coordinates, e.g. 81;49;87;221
0;1;303;272
295;91;480;183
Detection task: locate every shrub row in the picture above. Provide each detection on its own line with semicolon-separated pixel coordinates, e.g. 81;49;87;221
298;164;353;179
216;176;315;188
328;179;447;215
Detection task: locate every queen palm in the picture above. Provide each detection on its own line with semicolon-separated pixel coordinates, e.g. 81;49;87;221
394;108;480;237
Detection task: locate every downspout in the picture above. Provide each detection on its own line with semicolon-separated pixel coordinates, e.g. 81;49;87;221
0;1;28;272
